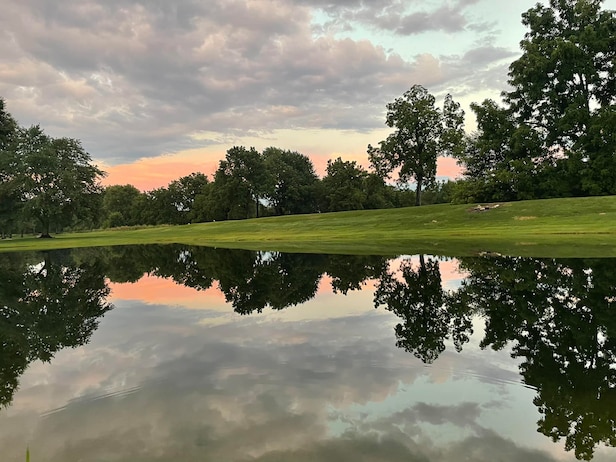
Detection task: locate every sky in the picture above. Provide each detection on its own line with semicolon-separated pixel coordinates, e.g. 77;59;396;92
2;0;614;190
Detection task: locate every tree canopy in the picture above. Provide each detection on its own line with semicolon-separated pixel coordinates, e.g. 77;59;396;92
368;85;465;206
460;0;616;201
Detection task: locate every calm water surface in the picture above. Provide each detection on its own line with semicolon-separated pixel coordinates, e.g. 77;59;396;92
0;246;615;461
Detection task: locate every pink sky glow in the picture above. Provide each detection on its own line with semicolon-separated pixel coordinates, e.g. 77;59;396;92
101;154;463;192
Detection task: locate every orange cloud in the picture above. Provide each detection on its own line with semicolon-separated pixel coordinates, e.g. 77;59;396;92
98;142;462;193
436;156;463;180
100;156;220;191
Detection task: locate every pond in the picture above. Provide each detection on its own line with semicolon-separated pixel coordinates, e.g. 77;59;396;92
0;245;615;461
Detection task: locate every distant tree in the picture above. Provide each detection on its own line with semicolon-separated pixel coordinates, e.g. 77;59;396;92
320;157;368;212
145;187;178;225
262;147;319;215
368;85;465;206
192;168;253;222
219;146;273;219
167;172;209;224
102;184;143;228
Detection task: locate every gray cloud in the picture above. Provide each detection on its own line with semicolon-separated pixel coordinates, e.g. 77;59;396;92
0;0;522;164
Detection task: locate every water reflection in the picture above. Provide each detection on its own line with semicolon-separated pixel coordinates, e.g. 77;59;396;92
453;256;616;461
0;245;614;460
0;250;112;407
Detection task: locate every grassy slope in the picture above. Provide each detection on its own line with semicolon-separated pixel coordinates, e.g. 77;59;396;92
1;196;615;257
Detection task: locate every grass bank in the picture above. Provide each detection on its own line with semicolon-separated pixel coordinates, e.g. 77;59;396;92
1;196;615;257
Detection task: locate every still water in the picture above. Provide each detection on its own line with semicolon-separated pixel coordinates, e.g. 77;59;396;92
0;245;615;461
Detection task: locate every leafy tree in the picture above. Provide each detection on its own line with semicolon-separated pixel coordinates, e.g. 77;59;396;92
320;157;368;212
0;99;21;237
262;147;319;215
218;146;273;219
507;0;615;152
368;85;465;206
168;172;209;224
144;186;177;225
458;100;543;202
11;126;105;237
102;184;143;228
192;168;253;221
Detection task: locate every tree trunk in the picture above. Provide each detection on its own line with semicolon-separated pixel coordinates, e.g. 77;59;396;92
39;216;52;238
255;197;260;218
415;177;423;206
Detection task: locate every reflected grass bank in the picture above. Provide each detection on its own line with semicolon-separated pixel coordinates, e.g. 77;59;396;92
1;196;616;257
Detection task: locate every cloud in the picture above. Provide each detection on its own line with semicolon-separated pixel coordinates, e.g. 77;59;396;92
0;0;529;167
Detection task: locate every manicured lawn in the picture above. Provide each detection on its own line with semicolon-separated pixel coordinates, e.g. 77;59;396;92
2;196;615;257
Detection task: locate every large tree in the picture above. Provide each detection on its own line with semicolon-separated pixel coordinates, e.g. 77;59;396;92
368;85;465;206
510;0;616;197
0;99;21;237
102;184;144;228
10;126;105;237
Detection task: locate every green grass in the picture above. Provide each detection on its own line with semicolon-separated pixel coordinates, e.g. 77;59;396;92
2;196;616;257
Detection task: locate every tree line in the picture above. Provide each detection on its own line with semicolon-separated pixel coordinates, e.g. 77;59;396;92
0;106;452;234
1;0;614;235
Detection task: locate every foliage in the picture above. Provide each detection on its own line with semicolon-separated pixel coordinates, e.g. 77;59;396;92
0;101;105;237
368;85;465;206
461;0;616;201
102;184;143;228
263;147;320;215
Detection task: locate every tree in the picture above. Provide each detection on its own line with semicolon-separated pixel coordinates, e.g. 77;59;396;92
458;100;544;202
368;85;465;206
479;0;616;198
218;146;273;219
262;147;319;215
13;126;105;237
169;172;209;224
320;157;368;212
0;99;21;237
102;184;143;228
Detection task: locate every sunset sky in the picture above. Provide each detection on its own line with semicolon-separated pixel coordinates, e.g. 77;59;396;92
3;0;613;190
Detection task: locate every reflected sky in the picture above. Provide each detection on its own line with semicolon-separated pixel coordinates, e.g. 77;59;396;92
0;249;615;461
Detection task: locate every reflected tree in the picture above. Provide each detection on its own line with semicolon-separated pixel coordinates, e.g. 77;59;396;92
455;256;616;460
374;255;473;363
215;251;325;314
326;255;388;295
0;250;113;408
